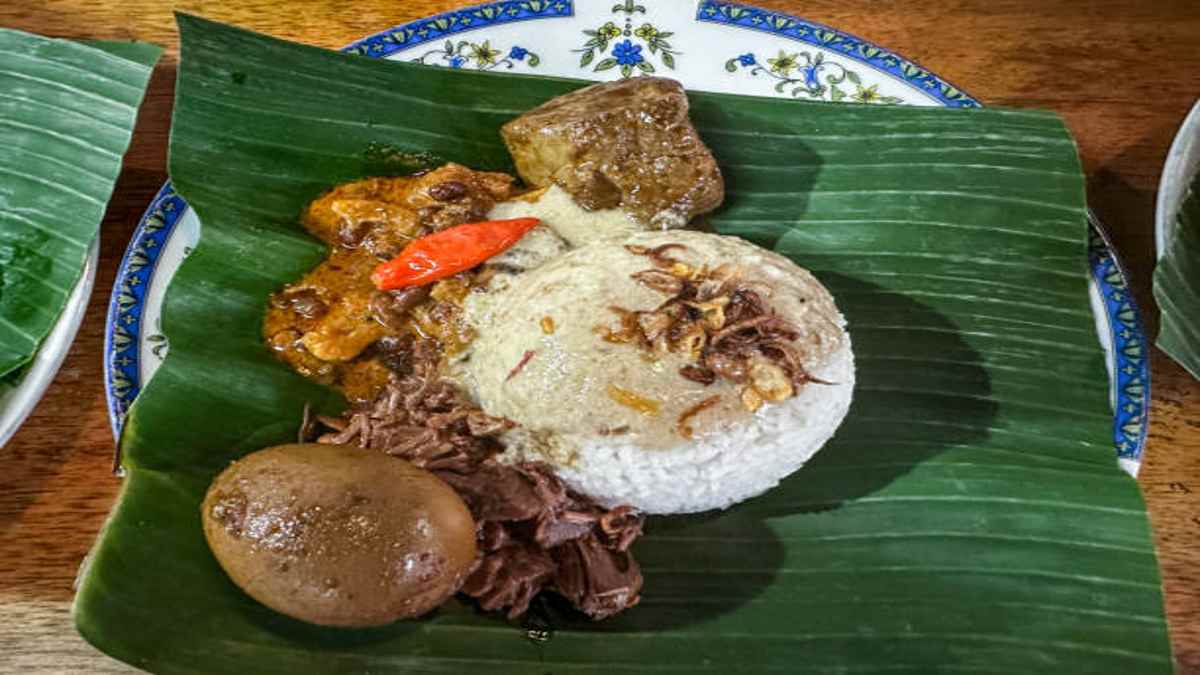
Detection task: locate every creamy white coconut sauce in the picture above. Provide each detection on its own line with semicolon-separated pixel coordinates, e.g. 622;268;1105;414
465;184;648;327
451;192;855;514
456;230;847;456
487;184;643;248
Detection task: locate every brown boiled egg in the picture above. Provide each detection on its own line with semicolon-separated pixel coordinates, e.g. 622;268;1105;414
201;443;477;627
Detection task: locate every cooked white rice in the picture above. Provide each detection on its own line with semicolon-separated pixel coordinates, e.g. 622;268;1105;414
459;213;856;515
503;336;854;514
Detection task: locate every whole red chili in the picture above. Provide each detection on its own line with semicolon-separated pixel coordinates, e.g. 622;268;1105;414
372;217;540;290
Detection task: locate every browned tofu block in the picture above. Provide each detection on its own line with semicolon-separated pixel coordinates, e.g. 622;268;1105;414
500;77;724;228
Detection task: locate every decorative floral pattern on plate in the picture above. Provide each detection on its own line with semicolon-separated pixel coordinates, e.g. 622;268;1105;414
146;329;168;361
725;50;904;104
698;0;978;108
1088;224;1151;463
576;0;679;78
344;0;572;58
413;39;540;69
105;183;187;434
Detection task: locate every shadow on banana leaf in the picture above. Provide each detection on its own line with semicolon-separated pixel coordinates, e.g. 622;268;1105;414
545;274;998;634
235;277;995;645
729;273;999;518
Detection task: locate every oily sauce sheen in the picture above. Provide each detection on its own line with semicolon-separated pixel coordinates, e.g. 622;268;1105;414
263;165;517;402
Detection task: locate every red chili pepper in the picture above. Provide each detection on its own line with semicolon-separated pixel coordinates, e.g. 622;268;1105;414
371;217;541;290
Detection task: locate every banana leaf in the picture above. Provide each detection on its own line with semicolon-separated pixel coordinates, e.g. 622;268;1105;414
1155;177;1200;379
0;30;160;380
74;15;1172;674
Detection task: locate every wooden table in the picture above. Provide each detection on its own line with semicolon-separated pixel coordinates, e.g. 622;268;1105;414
1;0;1198;671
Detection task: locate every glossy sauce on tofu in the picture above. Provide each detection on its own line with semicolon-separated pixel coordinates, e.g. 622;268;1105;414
263;164;517;403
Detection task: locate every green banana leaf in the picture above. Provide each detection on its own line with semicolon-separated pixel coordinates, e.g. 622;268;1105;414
1155;177;1200;379
0;30;160;380
74;14;1172;673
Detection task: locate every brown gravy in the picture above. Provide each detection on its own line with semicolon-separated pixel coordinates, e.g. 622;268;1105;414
263;165;517;402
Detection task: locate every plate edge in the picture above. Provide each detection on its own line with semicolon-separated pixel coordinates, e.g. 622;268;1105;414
0;239;98;448
104;182;185;445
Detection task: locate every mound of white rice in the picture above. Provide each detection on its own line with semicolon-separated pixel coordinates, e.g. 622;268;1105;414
457;228;855;515
545;338;854;514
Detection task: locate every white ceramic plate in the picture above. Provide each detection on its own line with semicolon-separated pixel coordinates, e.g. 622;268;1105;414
104;0;1152;473
0;238;97;447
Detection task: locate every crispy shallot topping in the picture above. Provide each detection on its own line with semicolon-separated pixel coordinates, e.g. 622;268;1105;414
678;364;717;385
631;268;684;295
606;384;662;417
624;243;687;268
603;243;828;417
677;395;722;439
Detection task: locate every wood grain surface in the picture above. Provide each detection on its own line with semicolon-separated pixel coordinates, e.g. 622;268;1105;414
1;0;1198;672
